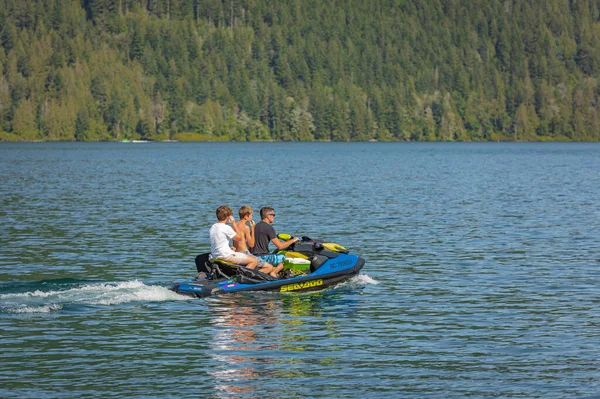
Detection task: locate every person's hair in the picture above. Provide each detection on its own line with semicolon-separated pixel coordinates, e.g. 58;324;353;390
216;205;232;221
260;206;274;219
239;205;252;219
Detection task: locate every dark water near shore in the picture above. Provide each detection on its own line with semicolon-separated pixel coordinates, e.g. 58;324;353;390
1;142;599;398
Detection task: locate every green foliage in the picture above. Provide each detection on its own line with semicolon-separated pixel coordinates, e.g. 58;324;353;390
173;132;230;142
0;0;599;141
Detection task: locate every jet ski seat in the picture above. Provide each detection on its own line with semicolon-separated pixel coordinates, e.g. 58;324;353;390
211;258;241;278
195;253;240;279
193;253;288;283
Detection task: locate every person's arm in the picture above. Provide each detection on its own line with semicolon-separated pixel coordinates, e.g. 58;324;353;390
228;216;243;244
246;223;255;248
271;236;299;250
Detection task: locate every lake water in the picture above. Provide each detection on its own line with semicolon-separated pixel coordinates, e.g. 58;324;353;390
1;142;599;398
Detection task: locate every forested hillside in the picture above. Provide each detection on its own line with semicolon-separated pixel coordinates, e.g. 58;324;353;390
1;0;599;142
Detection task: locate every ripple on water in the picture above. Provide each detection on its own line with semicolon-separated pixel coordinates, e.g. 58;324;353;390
1;142;600;398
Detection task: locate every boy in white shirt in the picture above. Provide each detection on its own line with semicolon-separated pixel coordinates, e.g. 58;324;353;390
209;205;262;271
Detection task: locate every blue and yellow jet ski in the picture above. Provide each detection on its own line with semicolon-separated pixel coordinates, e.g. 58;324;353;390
171;235;365;297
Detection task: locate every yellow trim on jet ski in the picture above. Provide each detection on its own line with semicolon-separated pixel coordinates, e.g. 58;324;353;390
322;243;347;252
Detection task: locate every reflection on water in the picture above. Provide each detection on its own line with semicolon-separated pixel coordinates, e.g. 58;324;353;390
210;299;270;398
206;290;361;398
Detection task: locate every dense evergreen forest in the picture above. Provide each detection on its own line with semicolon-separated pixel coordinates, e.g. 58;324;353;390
1;0;599;142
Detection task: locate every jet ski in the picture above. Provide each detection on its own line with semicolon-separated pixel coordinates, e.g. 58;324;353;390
171;235;365;298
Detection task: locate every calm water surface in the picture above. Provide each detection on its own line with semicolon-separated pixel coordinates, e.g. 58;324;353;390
1;142;599;398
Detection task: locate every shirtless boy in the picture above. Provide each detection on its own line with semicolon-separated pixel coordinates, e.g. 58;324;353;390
235;206;277;277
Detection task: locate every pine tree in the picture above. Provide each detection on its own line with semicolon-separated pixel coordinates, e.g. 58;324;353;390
12;99;38;140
